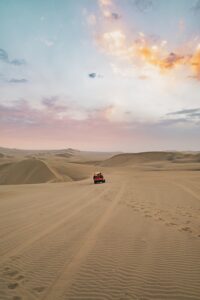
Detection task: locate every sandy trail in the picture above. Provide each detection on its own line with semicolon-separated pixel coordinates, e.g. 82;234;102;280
0;170;200;300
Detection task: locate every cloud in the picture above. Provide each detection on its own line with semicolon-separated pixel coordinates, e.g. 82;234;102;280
40;38;55;47
0;100;41;126
167;108;200;117
159;118;189;126
96;28;200;80
9;78;28;83
111;12;121;20
88;72;103;79
109;12;121;20
1;100;200;151
0;100;119;127
0;100;132;150
84;1;200;80
162;108;200;127
132;0;154;12
102;11;121;20
88;73;97;78
98;0;121;21
10;59;26;66
191;0;200;12
163;52;185;69
87;14;96;26
0;48;26;65
138;75;149;80
0;48;9;62
190;46;200;79
42;97;68;113
99;0;112;7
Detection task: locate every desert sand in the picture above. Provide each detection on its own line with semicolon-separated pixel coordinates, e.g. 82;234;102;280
0;149;200;300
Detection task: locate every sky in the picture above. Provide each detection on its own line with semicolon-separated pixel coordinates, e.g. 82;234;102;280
0;0;200;151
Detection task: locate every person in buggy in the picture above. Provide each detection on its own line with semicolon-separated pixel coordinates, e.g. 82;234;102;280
93;172;105;184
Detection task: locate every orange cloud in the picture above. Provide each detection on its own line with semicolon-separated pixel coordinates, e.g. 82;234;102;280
85;2;200;80
190;47;200;79
96;28;200;79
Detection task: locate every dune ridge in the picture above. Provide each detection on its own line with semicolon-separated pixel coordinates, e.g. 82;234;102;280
0;150;200;185
102;151;200;167
0;157;96;185
0;159;57;185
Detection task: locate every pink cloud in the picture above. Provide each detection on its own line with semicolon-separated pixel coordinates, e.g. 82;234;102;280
1;100;199;151
0;100;138;150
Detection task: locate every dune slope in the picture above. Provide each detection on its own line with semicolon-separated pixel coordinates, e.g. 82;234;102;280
0;159;57;185
0;157;95;185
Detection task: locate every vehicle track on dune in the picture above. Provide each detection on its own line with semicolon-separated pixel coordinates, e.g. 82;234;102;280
0;181;120;300
1;171;200;300
170;181;200;201
0;184;109;266
0;184;94;242
172;181;200;202
59;175;200;300
41;182;126;300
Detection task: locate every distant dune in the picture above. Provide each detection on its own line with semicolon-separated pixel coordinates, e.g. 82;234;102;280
0;149;200;185
55;153;73;158
102;151;200;167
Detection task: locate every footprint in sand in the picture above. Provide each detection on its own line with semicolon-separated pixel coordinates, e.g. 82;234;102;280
13;296;22;300
144;214;152;218
33;286;45;293
133;208;139;212
16;275;24;281
5;270;19;277
165;222;177;226
8;282;18;289
180;226;192;233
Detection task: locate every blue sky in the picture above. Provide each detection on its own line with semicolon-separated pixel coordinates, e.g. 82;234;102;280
0;0;200;151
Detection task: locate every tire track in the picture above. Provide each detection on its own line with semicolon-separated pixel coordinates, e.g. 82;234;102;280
170;181;200;202
41;182;126;300
0;185;109;266
0;184;96;244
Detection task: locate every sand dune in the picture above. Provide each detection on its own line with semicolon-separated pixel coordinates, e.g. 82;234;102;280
0;159;57;185
0;158;96;185
0;147;119;162
0;169;200;299
0;150;200;186
1;149;200;299
102;151;200;168
0;147;120;185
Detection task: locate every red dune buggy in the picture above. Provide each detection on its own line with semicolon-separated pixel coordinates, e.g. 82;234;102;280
93;172;105;184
